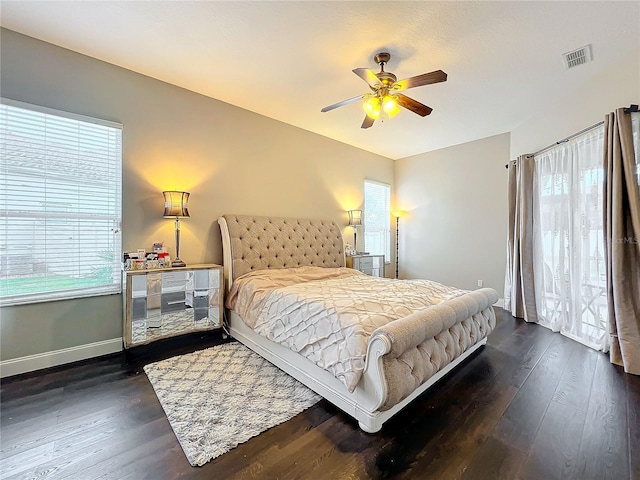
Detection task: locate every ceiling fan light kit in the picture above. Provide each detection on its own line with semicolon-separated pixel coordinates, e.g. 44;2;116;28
363;94;400;120
321;52;447;128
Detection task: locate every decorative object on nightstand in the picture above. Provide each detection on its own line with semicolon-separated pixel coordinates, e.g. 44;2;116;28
163;190;190;267
122;264;223;348
393;211;406;279
347;209;362;253
346;254;384;277
344;243;356;257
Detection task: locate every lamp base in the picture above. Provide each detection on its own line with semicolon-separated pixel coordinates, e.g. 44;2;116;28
171;258;186;268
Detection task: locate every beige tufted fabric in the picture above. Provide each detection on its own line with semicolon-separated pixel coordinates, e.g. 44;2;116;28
372;288;498;411
222;214;345;280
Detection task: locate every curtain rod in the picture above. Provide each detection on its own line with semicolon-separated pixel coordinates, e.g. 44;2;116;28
504;104;639;169
533;120;604;155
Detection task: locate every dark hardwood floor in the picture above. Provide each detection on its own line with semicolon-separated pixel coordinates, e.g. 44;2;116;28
1;309;638;479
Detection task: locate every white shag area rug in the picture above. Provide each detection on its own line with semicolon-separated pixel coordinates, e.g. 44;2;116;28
144;342;321;466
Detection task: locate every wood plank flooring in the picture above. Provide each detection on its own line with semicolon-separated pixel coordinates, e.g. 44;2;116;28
1;309;638;479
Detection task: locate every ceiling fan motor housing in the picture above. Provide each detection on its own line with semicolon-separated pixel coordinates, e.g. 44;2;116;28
373;52;396;86
375;71;397;86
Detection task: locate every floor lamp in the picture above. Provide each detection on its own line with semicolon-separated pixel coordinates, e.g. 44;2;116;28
393;211;406;279
163;191;190;267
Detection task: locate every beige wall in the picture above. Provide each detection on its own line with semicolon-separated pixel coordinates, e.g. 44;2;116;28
0;29;394;361
510;48;640;157
395;133;510;293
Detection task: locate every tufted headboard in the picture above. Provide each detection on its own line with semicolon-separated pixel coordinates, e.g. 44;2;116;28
218;214;345;290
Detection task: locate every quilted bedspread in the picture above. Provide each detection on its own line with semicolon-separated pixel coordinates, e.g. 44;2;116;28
226;266;467;392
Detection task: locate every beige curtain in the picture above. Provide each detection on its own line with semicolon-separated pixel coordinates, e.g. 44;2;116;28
603;108;640;374
504;155;538;322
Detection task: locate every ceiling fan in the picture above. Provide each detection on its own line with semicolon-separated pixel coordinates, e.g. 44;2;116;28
321;52;447;129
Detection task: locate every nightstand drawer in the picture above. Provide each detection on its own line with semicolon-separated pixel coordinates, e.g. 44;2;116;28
161;291;186;313
162;271;188;292
358;257;374;269
359;256;384;269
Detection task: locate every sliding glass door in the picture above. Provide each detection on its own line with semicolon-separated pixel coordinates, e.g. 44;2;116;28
532;126;609;350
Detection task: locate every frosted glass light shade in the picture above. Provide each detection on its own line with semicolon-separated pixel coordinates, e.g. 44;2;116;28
363;97;381;119
382;95;401;117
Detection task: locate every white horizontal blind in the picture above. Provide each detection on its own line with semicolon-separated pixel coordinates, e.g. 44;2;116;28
364;180;391;261
0;99;122;306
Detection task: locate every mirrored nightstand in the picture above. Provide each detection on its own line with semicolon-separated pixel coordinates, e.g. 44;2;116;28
123;264;223;348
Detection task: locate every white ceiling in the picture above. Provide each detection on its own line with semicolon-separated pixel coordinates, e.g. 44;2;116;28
1;1;638;159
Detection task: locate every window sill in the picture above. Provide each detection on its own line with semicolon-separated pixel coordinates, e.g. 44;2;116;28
0;289;121;307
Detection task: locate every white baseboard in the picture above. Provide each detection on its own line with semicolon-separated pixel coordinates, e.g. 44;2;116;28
0;338;123;378
495;298;505;308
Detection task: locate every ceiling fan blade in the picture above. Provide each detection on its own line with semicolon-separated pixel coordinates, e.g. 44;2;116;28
361;115;375;129
321;94;366;113
353;68;382;88
395;93;433;117
393;70;447;91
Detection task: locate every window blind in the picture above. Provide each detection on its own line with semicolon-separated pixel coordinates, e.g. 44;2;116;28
364;180;391;261
0;98;123;306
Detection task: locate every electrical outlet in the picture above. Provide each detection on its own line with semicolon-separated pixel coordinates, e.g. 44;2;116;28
477;280;483;287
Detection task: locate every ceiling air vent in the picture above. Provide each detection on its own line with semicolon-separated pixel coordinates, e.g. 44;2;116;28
563;45;593;69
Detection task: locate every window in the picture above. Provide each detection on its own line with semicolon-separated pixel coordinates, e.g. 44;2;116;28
364;180;391;262
0;99;122;306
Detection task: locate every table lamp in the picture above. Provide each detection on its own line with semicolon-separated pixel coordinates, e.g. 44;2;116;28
348;210;362;254
163;191;190;267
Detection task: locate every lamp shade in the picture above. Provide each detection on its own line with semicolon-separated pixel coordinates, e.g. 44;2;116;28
163;191;190;218
348;210;362;226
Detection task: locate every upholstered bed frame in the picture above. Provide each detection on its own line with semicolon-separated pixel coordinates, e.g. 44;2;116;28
219;214;498;432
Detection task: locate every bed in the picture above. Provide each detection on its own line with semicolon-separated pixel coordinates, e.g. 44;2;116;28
218;214;498;433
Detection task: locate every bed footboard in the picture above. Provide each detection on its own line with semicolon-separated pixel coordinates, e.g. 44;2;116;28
362;288;498;414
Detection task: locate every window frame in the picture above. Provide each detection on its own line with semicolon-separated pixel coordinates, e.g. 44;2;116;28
0;98;123;306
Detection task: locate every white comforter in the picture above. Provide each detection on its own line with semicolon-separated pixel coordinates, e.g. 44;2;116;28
227;266;466;392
